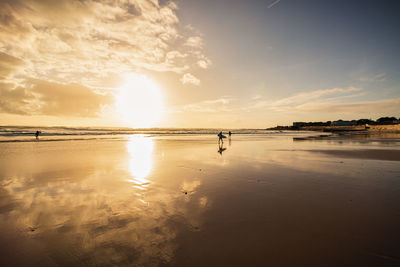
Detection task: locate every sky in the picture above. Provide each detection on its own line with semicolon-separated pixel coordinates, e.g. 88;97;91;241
0;0;399;128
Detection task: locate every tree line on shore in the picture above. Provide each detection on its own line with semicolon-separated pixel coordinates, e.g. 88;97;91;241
268;116;399;130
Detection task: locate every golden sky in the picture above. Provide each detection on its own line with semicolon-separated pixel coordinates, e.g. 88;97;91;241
0;0;399;128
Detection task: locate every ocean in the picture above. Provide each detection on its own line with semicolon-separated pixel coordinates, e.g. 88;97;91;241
0;126;318;142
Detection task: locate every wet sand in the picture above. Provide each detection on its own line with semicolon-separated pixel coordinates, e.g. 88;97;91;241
310;149;400;161
0;133;399;266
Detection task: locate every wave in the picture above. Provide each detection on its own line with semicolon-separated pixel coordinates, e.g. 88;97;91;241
0;137;123;143
0;126;290;136
0;126;316;142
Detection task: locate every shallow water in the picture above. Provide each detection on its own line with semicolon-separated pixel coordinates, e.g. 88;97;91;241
0;133;399;266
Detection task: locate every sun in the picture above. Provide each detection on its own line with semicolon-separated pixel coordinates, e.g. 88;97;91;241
115;73;164;128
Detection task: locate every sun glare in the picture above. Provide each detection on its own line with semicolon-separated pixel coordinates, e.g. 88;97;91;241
126;136;154;187
116;73;164;128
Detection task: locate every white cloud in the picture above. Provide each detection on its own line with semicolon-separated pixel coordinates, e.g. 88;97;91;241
268;0;282;9
0;79;112;116
0;0;209;85
180;73;200;86
247;86;367;112
295;98;400;114
271;87;362;107
360;73;386;82
166;50;187;60
0;52;25;81
184;36;203;48
247;86;400;117
247;86;361;111
0;0;212;118
180;97;234;113
197;57;212;69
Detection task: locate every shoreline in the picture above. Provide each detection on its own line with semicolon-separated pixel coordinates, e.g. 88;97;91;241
269;124;400;133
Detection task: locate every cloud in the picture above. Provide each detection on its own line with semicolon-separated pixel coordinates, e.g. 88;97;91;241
271;87;361;107
0;0;208;85
183;35;211;69
248;87;362;111
180;73;200;86
268;0;282;9
295;98;400;114
180;97;234;113
0;52;24;79
0;154;208;266
197;57;212;69
0;80;112;117
0;0;211;119
360;73;386;82
184;36;203;48
0;82;35;115
166;50;187;60
248;86;399;116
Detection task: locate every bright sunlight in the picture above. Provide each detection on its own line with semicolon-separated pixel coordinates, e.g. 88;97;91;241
116;73;164;128
126;135;154;188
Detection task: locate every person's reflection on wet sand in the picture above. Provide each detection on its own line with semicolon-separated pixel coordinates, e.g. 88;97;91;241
218;142;227;155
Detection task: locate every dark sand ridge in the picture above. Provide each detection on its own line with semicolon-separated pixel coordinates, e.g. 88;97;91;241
309;149;400;161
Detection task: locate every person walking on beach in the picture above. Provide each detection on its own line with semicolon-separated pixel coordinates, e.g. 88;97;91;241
228;131;232;137
218;131;224;144
35;130;41;141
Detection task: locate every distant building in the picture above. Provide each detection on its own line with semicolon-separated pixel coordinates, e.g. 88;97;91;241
289;117;399;128
293;121;330;127
332;120;353;126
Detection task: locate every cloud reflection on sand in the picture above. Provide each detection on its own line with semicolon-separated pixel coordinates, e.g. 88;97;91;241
0;138;208;266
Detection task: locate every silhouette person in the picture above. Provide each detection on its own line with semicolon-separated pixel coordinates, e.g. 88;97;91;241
217;131;224;144
35;130;41;141
228;131;232;137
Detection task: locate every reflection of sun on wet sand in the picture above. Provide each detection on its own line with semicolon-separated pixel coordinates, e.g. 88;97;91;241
0;132;399;266
126;136;154;189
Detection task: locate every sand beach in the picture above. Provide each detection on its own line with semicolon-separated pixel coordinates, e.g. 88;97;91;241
0;130;399;266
